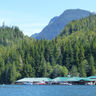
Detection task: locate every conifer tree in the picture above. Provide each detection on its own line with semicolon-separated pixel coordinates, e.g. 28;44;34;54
89;55;96;76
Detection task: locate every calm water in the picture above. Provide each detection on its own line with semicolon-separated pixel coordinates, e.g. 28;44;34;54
0;85;96;96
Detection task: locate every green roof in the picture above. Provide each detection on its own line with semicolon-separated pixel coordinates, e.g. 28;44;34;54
52;77;69;82
52;77;95;82
88;76;96;79
16;77;96;83
16;77;52;82
67;77;95;82
67;77;80;81
79;78;94;81
52;77;81;82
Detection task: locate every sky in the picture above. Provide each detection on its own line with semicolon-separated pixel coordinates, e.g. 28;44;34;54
0;0;96;36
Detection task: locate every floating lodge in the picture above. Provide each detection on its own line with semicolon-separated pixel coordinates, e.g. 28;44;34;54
15;76;96;85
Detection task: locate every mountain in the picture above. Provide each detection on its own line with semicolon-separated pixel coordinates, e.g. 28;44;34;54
31;33;39;38
59;14;96;37
48;16;58;24
31;9;91;40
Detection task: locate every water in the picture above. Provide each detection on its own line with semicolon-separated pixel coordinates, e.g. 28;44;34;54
0;85;96;96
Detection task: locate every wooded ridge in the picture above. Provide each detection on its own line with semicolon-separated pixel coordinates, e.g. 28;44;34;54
0;15;96;84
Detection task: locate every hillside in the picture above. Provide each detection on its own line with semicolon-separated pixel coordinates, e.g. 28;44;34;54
0;25;24;46
31;9;91;40
59;15;96;36
1;15;96;84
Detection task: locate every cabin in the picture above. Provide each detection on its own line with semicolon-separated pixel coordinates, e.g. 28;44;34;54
52;77;96;85
15;76;96;85
52;77;69;85
67;77;95;85
15;77;52;85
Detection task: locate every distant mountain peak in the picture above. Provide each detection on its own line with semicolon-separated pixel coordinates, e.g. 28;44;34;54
31;33;39;38
31;9;91;40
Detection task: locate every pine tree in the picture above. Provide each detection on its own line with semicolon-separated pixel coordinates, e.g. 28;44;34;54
9;63;17;83
70;65;79;77
79;60;87;77
89;55;96;76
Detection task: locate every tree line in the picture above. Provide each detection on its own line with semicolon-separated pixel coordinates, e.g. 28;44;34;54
0;15;96;84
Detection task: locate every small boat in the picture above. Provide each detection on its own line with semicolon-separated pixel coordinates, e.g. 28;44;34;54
39;81;46;85
24;82;33;85
60;82;72;85
87;82;93;85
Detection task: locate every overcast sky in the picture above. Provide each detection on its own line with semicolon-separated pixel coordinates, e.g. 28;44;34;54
0;0;96;36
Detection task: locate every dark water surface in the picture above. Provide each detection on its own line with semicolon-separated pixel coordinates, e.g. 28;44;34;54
0;85;96;96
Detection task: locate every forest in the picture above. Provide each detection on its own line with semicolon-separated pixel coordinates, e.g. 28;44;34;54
0;15;96;84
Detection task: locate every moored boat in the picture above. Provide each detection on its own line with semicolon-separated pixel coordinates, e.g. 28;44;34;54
39;81;46;85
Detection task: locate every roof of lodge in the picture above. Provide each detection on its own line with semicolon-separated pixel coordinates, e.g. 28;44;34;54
52;77;96;82
79;78;95;81
88;76;96;79
16;76;96;83
52;77;81;82
52;77;69;82
16;77;52;82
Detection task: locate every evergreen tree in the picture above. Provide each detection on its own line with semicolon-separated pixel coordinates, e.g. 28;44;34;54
70;65;79;77
89;55;96;76
79;60;87;77
9;63;17;83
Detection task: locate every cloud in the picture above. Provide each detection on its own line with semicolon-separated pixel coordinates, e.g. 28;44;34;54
18;23;47;36
0;17;47;36
20;23;46;27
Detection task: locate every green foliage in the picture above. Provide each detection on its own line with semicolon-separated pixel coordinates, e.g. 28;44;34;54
79;60;87;77
9;63;20;84
88;55;96;76
50;65;68;78
70;65;79;77
1;15;96;84
0;26;24;46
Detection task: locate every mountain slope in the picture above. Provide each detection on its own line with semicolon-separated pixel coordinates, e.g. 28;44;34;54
1;15;96;84
59;14;96;37
0;26;24;46
31;9;91;40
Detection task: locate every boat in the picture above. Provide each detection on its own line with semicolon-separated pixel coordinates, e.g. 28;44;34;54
39;81;46;85
24;82;33;85
60;82;72;85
